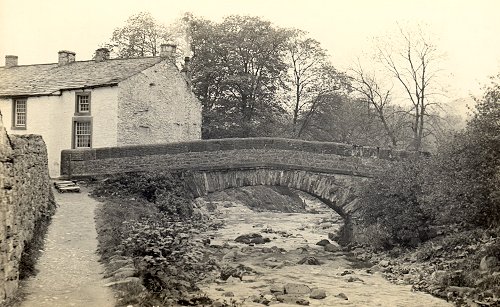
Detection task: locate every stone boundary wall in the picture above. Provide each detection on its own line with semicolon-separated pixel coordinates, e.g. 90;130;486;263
0;115;55;303
61;137;425;178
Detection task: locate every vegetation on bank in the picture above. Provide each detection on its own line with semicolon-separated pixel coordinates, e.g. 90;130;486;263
354;78;500;304
92;172;219;306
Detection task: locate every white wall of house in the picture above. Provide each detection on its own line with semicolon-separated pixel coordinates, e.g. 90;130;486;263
117;60;202;146
0;87;118;177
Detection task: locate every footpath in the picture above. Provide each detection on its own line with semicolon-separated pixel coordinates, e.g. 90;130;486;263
19;187;115;307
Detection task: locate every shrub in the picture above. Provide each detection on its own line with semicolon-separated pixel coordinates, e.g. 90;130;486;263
357;158;434;248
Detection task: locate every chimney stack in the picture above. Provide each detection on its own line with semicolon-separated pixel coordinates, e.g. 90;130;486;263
94;48;110;62
160;44;176;59
58;50;76;66
5;55;18;68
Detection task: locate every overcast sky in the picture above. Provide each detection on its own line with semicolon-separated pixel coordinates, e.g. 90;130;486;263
1;0;499;102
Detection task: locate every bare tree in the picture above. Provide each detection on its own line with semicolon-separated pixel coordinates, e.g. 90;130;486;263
350;62;398;146
376;25;444;151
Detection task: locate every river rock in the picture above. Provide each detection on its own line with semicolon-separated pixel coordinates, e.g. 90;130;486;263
316;239;331;246
276;294;308;304
223;291;234;297
298;256;321;265
235;233;270;244
270;285;285;294
105;277;142;288
480;256;498;271
379;260;390;267
310;289;327;299
284;283;311;294
324;243;340;252
112;267;136;280
336;292;348;300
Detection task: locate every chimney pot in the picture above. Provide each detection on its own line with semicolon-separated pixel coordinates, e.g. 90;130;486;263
5;55;18;68
58;50;76;66
160;44;176;59
94;48;110;62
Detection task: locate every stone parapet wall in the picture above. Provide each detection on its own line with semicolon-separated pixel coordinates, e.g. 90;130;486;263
61;137;424;178
0;115;55;303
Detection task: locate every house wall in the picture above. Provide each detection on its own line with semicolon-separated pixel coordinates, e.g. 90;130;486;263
0;87;118;177
117;60;201;146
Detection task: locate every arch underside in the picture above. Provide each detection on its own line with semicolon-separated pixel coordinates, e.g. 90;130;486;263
183;168;367;218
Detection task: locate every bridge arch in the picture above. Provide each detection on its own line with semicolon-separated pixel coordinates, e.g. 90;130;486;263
183;168;366;219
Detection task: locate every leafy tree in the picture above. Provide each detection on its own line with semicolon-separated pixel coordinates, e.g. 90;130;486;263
185;15;292;138
104;12;173;58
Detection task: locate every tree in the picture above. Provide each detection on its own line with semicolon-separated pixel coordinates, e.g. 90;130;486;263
287;31;327;135
376;25;445;151
350;62;399;147
104;12;173;58
185;15;292;138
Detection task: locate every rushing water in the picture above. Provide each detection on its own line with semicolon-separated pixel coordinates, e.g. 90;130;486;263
196;192;453;307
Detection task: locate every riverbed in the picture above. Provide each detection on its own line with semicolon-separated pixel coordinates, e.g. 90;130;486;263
195;192;453;307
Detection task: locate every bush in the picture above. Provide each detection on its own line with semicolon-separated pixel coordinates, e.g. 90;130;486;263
357;158;434;248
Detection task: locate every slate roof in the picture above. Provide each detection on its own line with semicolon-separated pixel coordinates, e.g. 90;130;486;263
0;57;163;97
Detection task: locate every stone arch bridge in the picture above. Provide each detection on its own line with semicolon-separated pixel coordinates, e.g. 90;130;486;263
61;137;421;231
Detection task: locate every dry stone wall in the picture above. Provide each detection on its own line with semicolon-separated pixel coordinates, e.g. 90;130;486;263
0;114;55;303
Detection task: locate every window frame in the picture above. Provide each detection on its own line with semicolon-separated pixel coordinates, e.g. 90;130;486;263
12;98;27;130
72;117;93;149
75;92;91;115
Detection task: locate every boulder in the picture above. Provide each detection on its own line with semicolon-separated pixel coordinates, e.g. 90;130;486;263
316;239;331;246
270;285;285;294
310;289;327;299
235;233;270;244
324;243;340;252
480;256;498;271
336;292;348;300
284;283;311;294
298;256;321;265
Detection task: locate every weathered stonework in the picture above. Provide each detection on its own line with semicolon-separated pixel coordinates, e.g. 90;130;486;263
0;113;55;303
184;169;366;217
61;137;422;178
117;60;201;146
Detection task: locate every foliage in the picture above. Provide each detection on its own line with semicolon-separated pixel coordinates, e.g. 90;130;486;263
183;15;292;138
93;172;218;304
103;12;172;58
424;76;500;227
357;74;500;248
357;158;434;247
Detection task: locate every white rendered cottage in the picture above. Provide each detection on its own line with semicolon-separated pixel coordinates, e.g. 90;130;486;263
0;45;202;177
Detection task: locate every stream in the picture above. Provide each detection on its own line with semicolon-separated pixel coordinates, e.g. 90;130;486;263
195;193;453;307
